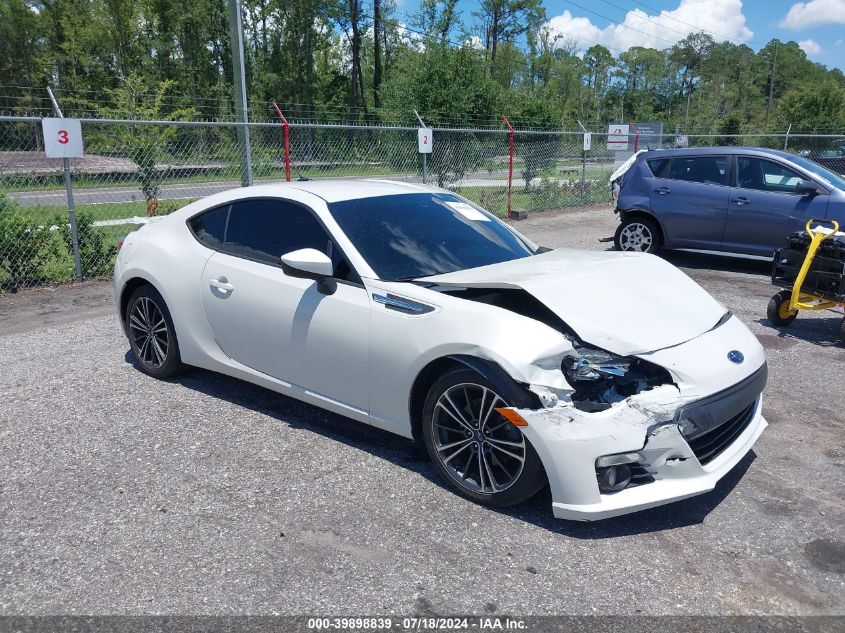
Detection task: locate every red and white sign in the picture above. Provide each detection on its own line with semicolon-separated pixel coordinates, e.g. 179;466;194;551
418;128;433;154
42;117;84;158
606;124;629;150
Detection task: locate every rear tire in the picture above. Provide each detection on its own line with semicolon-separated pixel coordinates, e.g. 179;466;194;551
125;284;187;379
614;216;662;254
422;367;546;508
840;316;845;345
767;290;798;327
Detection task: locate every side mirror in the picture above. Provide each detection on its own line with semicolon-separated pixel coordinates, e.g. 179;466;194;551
796;180;819;196
280;248;336;294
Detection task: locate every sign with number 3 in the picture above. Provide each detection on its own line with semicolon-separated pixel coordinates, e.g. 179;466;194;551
42;117;84;158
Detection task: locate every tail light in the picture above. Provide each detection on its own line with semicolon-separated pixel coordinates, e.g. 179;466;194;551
117;235;126;251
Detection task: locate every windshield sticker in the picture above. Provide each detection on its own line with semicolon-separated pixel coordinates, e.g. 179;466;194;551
446;201;491;221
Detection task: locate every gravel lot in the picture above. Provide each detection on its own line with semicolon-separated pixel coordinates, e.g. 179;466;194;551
0;206;843;616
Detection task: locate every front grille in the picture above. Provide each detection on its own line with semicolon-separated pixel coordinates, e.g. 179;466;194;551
686;399;758;465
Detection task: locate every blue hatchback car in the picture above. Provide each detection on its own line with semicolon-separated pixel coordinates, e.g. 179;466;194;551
612;147;845;256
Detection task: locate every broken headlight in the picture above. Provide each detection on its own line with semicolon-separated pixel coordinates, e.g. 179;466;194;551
562;348;630;381
562;346;673;412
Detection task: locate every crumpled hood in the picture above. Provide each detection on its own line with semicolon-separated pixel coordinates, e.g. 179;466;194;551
424;248;727;356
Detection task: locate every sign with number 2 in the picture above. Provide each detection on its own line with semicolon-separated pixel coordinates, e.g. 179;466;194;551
42;118;84;158
418;128;433;154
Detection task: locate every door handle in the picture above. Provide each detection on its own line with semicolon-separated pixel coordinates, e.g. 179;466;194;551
655;187;671;195
209;277;234;292
733;196;750;206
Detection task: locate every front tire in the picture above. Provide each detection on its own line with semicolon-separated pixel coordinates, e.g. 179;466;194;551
125;285;186;379
614;215;662;253
422;368;546;508
767;290;798;327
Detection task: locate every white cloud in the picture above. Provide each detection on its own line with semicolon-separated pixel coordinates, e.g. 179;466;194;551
464;35;484;50
544;0;753;53
780;0;845;30
798;38;822;55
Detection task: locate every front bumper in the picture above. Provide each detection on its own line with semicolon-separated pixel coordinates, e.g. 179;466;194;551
519;389;766;521
514;313;768;521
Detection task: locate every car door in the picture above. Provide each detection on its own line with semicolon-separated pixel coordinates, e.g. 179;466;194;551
648;154;730;250
197;198;371;412
724;156;830;256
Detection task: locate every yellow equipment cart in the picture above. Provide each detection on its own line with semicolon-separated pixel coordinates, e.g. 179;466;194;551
768;219;845;344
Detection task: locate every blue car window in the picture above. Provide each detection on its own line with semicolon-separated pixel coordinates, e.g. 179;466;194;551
647;158;670;177
738;158;803;193
667;157;727;185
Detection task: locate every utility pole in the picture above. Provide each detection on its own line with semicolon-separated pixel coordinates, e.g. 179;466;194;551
228;0;253;186
765;41;778;127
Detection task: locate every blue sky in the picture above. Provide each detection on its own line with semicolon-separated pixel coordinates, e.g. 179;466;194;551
395;0;845;70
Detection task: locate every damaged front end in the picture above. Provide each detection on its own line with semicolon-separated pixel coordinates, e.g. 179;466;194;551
559;345;674;412
435;285;676;412
430;283;768;521
512;318;766;521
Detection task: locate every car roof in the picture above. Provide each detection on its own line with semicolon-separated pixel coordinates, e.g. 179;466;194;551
281;178;436;203
639;146;799;160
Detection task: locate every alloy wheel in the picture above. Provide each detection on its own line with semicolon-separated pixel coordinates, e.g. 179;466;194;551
129;296;170;369
432;383;526;495
620;222;653;252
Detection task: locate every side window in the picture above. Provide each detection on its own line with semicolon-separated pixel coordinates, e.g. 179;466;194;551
188;204;229;248
223;199;360;283
667;156;728;185
647;158;669;177
737;157;804;193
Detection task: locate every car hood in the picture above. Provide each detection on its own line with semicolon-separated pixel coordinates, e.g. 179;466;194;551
423;249;728;356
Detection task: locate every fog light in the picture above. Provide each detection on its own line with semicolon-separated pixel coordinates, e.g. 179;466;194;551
597;464;633;493
595;451;643;468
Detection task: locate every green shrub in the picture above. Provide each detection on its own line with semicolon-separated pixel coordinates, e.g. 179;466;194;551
0;194;52;290
55;211;117;278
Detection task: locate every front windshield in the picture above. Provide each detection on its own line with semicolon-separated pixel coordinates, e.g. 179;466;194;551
789;153;845;190
328;193;535;281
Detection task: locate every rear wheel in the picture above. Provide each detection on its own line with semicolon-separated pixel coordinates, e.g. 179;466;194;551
614;216;662;254
840;316;845;345
422;368;546;507
767;290;798;327
126;285;186;379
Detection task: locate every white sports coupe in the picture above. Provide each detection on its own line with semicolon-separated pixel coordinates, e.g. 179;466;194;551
114;180;768;520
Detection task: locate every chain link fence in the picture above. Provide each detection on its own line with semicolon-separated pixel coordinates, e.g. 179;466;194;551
1;114;844;290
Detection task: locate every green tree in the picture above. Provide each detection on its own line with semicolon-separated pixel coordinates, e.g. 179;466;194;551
716;114;742;145
775;82;845;132
108;76;193;216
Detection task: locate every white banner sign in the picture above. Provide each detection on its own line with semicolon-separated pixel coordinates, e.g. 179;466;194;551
42;118;84;158
606;124;629;150
583;132;592;151
418;128;433;154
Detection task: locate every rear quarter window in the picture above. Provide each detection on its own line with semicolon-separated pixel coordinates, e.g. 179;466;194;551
646;158;670;177
188;204;229;248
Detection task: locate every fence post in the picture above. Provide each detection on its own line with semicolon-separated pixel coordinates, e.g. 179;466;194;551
46;87;83;282
784;123;792;151
272;102;291;181
502;115;514;219
577;120;588;205
414;109;427;184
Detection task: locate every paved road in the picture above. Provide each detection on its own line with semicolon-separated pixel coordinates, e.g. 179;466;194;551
6;171;595;207
0;208;843;615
